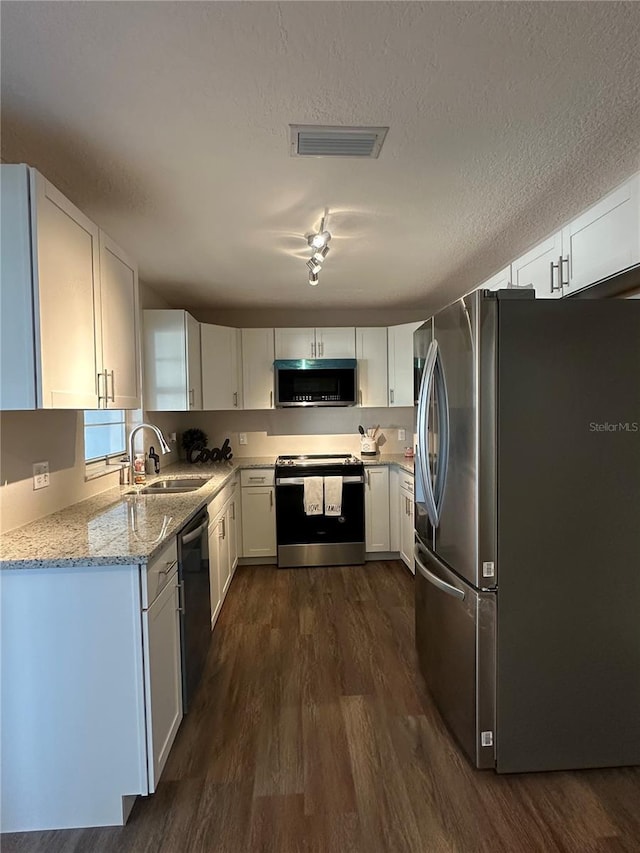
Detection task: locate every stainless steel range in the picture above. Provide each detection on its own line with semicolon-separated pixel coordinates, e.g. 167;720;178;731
275;454;365;568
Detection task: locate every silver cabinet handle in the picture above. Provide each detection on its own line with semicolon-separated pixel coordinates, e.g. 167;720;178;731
415;549;465;600
233;391;238;408
188;388;194;407
319;341;324;356
310;341;315;358
249;475;266;481
560;255;570;289
231;501;236;520
359;389;363;406
366;469;371;486
97;370;107;407
219;518;225;539
390;389;394;404
109;370;115;402
177;581;185;614
550;258;562;293
270;390;273;408
269;489;273;508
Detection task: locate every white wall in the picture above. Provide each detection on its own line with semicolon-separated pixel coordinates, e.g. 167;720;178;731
169;406;415;459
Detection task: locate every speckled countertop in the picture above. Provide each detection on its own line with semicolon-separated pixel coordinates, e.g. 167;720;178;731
0;454;413;570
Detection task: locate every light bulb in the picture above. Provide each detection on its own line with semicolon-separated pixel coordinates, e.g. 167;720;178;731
312;245;330;263
306;259;322;274
307;230;331;249
308;273;319;286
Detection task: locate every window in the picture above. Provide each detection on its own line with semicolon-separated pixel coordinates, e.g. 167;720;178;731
83;410;126;463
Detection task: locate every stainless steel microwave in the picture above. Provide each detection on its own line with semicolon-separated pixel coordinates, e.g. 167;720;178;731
273;359;358;407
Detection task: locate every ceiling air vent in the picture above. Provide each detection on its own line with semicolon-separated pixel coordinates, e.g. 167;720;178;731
289;125;388;158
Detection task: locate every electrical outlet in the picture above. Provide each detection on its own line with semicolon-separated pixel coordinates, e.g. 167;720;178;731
398;429;406;442
33;461;50;490
239;433;248;446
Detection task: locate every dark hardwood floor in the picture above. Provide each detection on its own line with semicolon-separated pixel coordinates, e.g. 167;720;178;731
4;561;640;852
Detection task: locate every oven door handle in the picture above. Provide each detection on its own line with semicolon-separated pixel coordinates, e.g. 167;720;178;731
276;476;364;485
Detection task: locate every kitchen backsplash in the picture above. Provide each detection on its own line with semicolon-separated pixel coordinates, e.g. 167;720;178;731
172;406;415;458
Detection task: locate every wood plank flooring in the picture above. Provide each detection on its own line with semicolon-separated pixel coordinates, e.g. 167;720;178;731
4;561;640;852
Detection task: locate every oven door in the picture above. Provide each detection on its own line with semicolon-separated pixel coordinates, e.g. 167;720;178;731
275;475;365;567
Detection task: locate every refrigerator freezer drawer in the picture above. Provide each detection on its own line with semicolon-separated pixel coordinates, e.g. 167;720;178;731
414;543;496;769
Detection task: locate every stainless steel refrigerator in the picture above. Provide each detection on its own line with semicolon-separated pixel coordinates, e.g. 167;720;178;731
414;288;640;773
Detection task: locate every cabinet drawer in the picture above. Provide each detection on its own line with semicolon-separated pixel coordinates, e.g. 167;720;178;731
400;474;414;495
240;468;274;487
207;475;238;519
143;537;178;609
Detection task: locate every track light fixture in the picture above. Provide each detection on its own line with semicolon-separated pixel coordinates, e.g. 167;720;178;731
304;215;332;287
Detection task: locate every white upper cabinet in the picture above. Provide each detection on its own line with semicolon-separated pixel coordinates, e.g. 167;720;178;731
315;327;355;358
201;324;243;410
356;327;388;407
274;328;315;359
479;266;512;292
274;327;355;359
0;165;141;410
143;310;202;411
511;232;563;299
98;233;141;409
388;321;422;407
561;175;640;294
241;328;275;410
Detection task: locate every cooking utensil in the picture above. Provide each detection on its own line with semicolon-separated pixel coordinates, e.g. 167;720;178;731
358;425;365;436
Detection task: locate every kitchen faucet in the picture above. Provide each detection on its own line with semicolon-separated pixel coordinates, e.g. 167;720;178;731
127;423;171;485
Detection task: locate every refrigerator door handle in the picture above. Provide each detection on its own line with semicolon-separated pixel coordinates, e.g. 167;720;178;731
417;340;438;526
414;547;465;600
434;345;450;518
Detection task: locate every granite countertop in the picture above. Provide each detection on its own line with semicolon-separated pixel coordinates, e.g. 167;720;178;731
0;454;412;570
0;457;275;570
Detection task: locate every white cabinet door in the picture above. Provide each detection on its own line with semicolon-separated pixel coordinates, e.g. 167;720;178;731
185;313;202;411
143;310;201;411
32;170;102;408
241;486;276;557
479;266;512;292
356;327;388;407
274;328;315;359
219;508;232;597
142;572;182;792
98;232;141;409
399;486;415;572
365;466;390;552
562;175;640;294
208;517;222;627
228;488;239;574
201;324;242;410
316;327;356;358
511;232;563;299
388;321;422;407
389;466;400;552
241;328;275;409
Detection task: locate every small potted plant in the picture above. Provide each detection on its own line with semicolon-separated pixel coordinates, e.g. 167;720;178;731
181;428;208;462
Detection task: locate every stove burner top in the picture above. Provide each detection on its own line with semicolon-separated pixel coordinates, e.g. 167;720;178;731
276;454;360;467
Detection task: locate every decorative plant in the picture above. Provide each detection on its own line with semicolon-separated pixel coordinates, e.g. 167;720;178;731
181;428;208;453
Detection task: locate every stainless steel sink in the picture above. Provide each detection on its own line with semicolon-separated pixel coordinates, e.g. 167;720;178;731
125;477;210;495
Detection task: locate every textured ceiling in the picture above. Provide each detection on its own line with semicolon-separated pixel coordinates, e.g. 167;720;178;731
2;1;640;312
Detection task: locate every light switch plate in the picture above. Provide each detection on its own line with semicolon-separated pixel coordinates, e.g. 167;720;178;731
33;461;50;490
239;433;248;445
398;429;406;441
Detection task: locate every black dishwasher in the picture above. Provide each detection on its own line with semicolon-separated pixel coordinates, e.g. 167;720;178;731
177;508;210;711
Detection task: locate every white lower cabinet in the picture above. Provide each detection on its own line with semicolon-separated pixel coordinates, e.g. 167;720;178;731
142;569;183;792
365;465;390;552
208;480;240;628
241;471;276;558
399;481;415;573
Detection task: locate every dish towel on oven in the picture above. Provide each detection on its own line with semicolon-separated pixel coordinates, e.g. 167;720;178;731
324;476;343;516
304;476;323;515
